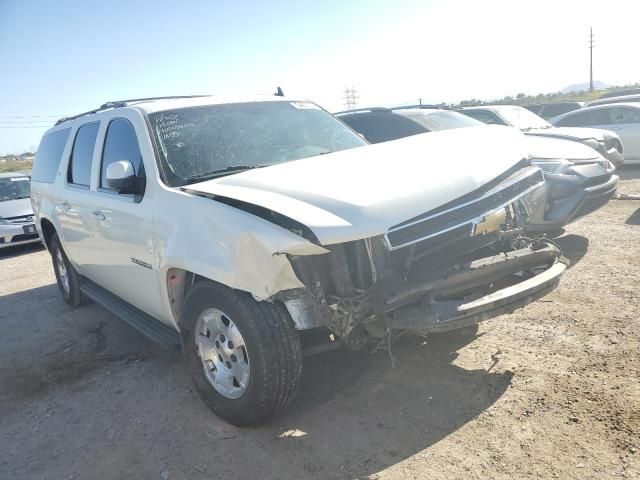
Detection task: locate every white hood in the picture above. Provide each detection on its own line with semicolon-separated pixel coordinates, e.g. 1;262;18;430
524;135;601;161
186;126;530;245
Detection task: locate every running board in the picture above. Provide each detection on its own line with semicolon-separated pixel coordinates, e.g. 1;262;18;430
79;277;181;348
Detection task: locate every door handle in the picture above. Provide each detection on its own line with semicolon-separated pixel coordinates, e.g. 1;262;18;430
92;211;106;221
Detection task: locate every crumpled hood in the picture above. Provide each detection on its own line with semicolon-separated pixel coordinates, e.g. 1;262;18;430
526;126;616;141
186;126;530;245
0;197;33;219
524;135;601;161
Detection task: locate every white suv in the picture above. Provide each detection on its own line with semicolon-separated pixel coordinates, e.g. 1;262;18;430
31;95;565;425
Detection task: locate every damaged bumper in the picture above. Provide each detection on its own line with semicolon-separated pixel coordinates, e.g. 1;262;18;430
385;245;565;332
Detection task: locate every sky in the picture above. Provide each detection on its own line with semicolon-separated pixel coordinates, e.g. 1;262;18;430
1;0;639;154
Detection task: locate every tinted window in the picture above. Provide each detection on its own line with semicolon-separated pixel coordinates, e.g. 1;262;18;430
32;128;71;183
555;109;608;127
68;123;99;186
607;107;640;124
541;103;581;119
100;118;143;189
461;110;506;125
339;113;426;143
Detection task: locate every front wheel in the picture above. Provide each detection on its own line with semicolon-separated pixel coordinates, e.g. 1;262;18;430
181;281;302;426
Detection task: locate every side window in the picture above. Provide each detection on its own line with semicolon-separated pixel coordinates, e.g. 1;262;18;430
32;128;71;183
555;109;607;127
100;118;144;190
68;123;99;186
463;110;505;125
608;107;640;125
341;114;425;143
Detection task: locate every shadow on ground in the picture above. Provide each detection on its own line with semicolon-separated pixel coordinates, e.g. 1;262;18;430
0;242;45;260
617;165;640;181
554;234;589;269
626;207;640;225
1;282;509;480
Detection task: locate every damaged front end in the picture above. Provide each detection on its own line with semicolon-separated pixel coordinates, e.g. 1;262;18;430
279;165;565;344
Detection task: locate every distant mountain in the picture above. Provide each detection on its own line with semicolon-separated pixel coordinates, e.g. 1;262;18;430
561;81;609;94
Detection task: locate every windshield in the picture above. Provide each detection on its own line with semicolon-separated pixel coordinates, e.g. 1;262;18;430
148;100;367;185
396;110;484;131
498;106;552;130
0;177;31;202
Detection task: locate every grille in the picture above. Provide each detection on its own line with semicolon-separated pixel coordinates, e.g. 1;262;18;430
386;168;544;249
575;190;615;218
6;215;34;224
582;174;611;189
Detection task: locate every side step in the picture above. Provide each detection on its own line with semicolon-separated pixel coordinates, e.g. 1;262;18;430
80;277;181;348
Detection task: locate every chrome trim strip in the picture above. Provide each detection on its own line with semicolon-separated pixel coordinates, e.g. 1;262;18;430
385;168;544;250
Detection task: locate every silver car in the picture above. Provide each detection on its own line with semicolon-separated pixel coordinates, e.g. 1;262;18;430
0;172;40;248
551;103;640;165
460;105;624;167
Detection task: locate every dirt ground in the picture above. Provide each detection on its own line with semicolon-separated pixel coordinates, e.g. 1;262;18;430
1;170;639;480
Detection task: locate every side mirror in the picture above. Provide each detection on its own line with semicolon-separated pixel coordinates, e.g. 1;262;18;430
106;160;138;194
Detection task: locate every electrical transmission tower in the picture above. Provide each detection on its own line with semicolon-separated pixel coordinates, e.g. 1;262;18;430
342;87;359;111
589;27;594;92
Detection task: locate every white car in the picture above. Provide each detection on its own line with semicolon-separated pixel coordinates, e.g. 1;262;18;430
31;95;565;425
551;103;640;164
460;105;624;167
0;172;40;248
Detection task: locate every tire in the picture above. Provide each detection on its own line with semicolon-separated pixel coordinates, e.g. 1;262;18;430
50;233;88;307
181;280;303;426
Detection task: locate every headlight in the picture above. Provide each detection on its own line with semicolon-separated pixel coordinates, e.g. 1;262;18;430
531;158;573;174
0;217;11;225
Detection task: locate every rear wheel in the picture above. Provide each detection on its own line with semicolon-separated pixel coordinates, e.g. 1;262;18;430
50;233;87;307
181;281;302;426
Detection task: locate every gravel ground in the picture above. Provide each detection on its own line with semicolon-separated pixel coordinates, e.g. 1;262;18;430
1;169;639;480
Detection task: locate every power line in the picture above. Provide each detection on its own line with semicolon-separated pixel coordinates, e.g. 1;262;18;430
0;115;60;119
0;125;53;129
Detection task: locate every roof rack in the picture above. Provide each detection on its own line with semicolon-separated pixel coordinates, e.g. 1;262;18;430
334;107;391;115
55;95;210;126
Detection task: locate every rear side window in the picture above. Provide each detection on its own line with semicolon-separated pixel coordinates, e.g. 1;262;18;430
340;113;426;144
100;118;143;190
541;103;580;119
68;123;99;186
555;109;608;127
462;110;505;125
32;128;71;183
608;107;640;124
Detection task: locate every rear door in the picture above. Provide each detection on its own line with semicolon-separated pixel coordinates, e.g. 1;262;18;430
603;107;640;162
83;111;167;322
55;122;100;270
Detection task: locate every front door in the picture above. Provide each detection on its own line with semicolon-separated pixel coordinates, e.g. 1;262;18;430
82;114;168;323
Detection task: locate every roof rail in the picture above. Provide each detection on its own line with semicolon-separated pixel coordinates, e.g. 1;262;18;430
55;95;210;126
392;104;450;110
334;107;391;115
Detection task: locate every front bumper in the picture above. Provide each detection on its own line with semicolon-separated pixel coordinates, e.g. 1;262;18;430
0;222;41;249
384;243;565;332
526;163;618;233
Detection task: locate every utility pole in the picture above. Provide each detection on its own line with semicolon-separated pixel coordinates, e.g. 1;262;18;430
419;98;422;106
342;87;359;111
589;27;594;92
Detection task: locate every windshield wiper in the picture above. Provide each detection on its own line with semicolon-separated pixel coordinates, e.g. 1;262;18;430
185;165;266;182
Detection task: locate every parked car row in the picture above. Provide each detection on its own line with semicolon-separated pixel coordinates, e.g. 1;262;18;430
336;106;619;235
